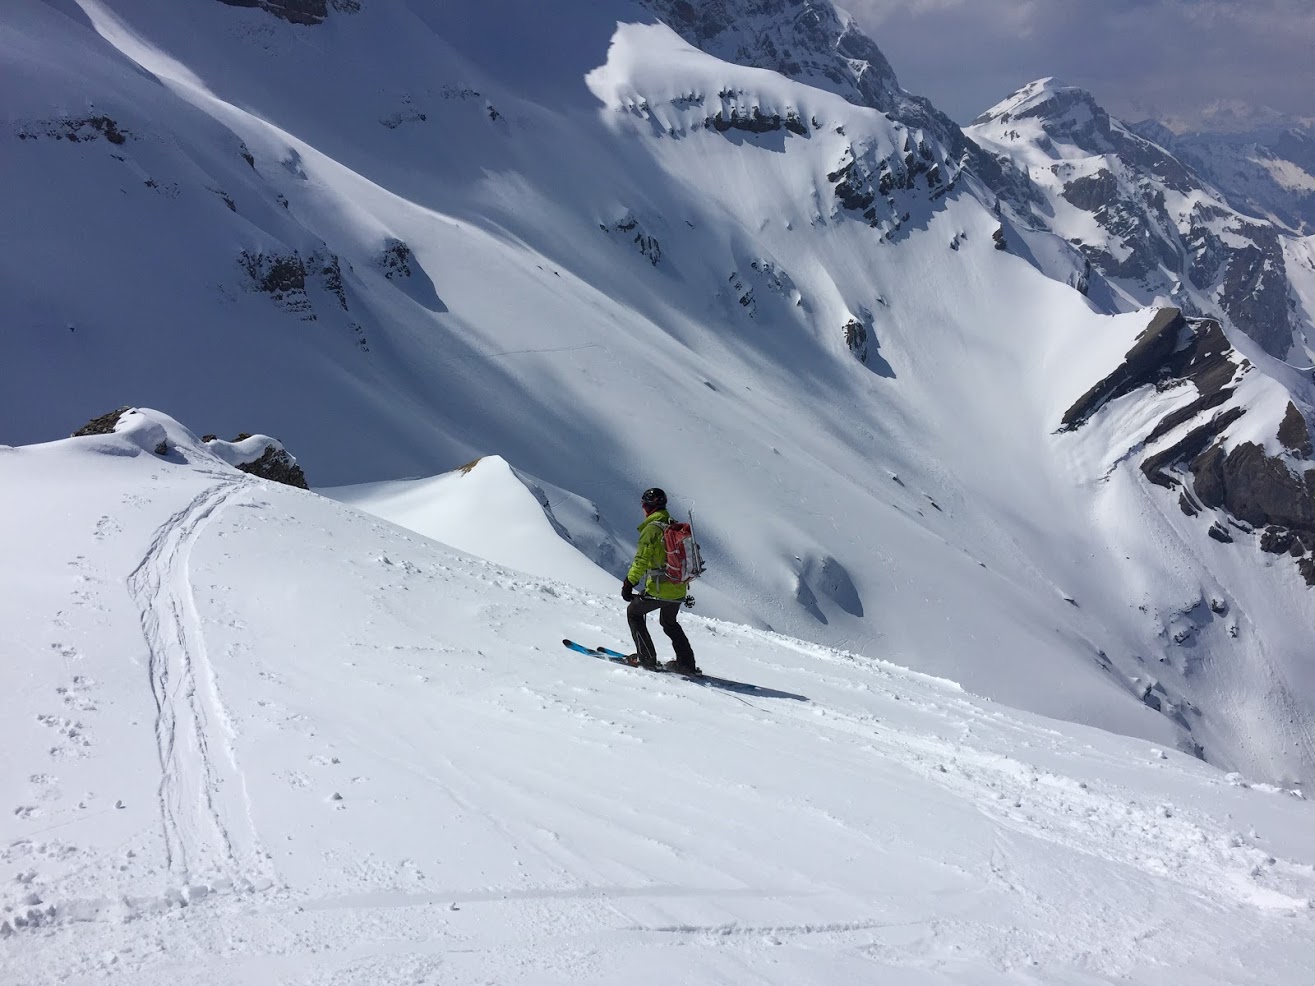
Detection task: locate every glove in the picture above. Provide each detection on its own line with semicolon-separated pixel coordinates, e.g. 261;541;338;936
621;579;635;601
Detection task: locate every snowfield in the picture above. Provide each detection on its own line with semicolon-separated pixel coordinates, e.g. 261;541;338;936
3;411;1314;984
5;0;1315;978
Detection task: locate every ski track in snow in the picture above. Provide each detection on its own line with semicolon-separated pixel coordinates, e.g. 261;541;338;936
125;477;271;892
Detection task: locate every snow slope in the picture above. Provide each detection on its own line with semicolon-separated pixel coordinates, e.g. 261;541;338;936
3;411;1314;984
323;455;629;597
2;0;1314;783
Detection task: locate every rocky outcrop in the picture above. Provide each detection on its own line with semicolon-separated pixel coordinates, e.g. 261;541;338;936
1064;307;1315;585
1061;309;1236;430
226;435;308;488
72;407;133;437
705;107;807;136
16;116;129;144
367;239;444;313
824;136;957;235
238;247;348;320
1191;443;1315;531
203;433;309;488
641;0;1034;208
216;0;359;26
1279;402;1314;458
842;317;867;363
600;214;662;266
376;238;416;280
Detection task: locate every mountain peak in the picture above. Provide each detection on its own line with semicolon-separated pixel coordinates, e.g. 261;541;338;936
972;77;1102;128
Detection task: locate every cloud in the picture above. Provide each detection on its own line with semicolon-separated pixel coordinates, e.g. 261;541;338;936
843;0;1315;132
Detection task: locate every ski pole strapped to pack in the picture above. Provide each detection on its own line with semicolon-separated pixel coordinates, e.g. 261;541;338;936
657;512;706;583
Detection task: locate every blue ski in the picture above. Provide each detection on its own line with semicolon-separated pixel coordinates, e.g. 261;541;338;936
562;639;630;664
562;639;808;701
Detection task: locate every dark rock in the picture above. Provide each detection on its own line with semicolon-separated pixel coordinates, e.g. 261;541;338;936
215;0;358;26
706;107;800;136
600;216;661;266
316;252;348;310
1260;526;1296;554
1063;308;1184;429
1061;169;1119;211
842;318;867;363
1278;402;1313;458
992;226;1007;250
213;437;309;489
1207;523;1233;544
1146;387;1234;444
1140;407;1245;489
1190;441;1315;531
1178;492;1199;517
17;115;130;144
239;250;306;295
1064;313;1237;433
641;0;1033;212
1218;228;1293;359
72;407;132;437
1300;558;1315;587
238;249;341;321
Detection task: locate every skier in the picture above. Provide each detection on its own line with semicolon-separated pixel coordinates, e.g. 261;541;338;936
622;487;700;674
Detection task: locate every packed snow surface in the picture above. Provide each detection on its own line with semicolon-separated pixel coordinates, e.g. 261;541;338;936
3;412;1314;984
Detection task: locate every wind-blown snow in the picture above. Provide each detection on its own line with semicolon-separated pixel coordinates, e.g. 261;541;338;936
2;411;1314;984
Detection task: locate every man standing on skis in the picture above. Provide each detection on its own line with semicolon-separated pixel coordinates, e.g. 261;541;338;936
622;487;699;674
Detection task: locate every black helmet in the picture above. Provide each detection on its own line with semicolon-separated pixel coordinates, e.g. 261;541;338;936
641;487;667;508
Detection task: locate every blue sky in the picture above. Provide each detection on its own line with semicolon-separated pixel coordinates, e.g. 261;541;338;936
845;0;1315;132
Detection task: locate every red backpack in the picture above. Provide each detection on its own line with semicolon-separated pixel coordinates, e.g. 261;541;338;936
657;515;706;584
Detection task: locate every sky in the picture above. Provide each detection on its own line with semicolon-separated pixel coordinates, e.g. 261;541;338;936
844;0;1315;133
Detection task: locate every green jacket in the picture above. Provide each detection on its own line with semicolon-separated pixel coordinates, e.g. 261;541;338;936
627;510;688;601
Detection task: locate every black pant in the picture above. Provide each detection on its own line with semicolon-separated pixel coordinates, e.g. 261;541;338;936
627;597;695;667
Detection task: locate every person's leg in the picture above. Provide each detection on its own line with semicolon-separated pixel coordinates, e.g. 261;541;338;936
627;597;663;667
658;601;697;671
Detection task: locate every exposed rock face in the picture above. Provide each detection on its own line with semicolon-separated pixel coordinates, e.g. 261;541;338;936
1063;307;1315;585
842;317;867;363
641;0;1033;206
206;433;309;488
1279;402;1314;458
706;106;807;135
72;406;132;437
1191;443;1315;531
215;0;359;26
376;238;416;279
970;81;1301;359
822;135;957;236
232;442;309;488
16;116;129;144
600;213;662;266
1061;309;1235;431
238;248;348;320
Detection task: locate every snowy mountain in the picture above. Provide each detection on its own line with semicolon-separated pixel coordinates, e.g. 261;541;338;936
1139;125;1315;236
4;0;1315;803
3;410;1314;984
968;78;1313;362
